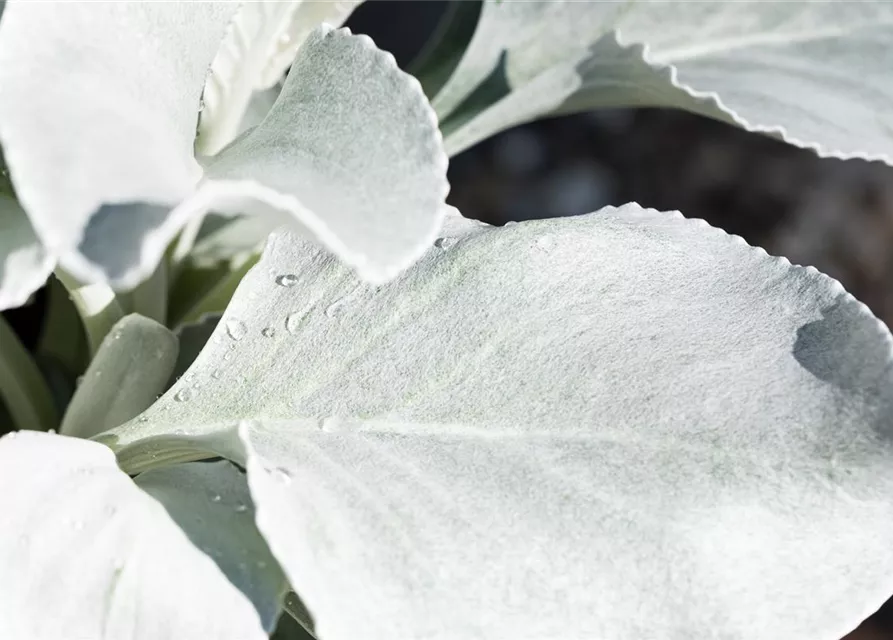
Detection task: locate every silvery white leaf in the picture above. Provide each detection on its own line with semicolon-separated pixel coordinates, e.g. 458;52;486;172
0;1;237;255
437;1;893;161
0;432;284;640
2;5;447;291
109;204;893;639
205;26;449;285
256;0;360;90
0;193;52;310
197;0;360;156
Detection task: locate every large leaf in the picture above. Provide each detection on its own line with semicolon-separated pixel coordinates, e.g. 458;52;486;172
0;431;285;640
106;204;893;639
435;1;893;159
0;1;237;256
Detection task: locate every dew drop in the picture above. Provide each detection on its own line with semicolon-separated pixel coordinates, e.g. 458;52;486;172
225;320;247;341
174;388;193;403
234;503;248;513
261;327;276;338
223;352;233;361
276;274;299;288
434;237;454;250
211;369;223;379
211;494;222;503
136;415;149;423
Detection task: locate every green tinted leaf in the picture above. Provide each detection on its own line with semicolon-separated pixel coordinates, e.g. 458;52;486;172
36;276;89;379
108;204;893;638
61;315;178;440
117;262;168;326
0;431;279;639
408;0;483;98
170;254;259;329
170;314;221;385
0;314;56;432
437;1;893;160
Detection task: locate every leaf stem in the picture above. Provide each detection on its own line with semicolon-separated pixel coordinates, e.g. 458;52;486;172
54;268;126;355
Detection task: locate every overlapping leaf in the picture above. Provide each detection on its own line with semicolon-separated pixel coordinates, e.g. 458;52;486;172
0;432;286;640
107;204;893;639
0;2;448;304
436;1;893;160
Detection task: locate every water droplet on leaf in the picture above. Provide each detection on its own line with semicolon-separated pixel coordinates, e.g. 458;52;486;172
276;274;299;288
272;467;292;485
235;503;248;513
174;388;193;403
261;327;276;338
211;369;223;379
434;237;454;250
225;320;247;341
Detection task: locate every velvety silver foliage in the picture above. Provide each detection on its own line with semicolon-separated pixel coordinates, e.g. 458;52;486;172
0;1;447;307
0;433;285;640
108;204;893;640
436;1;893;158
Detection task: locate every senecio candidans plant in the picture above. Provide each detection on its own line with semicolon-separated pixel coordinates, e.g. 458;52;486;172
0;1;892;639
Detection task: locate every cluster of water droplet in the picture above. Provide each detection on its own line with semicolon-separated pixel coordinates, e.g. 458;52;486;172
170;273;313;404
